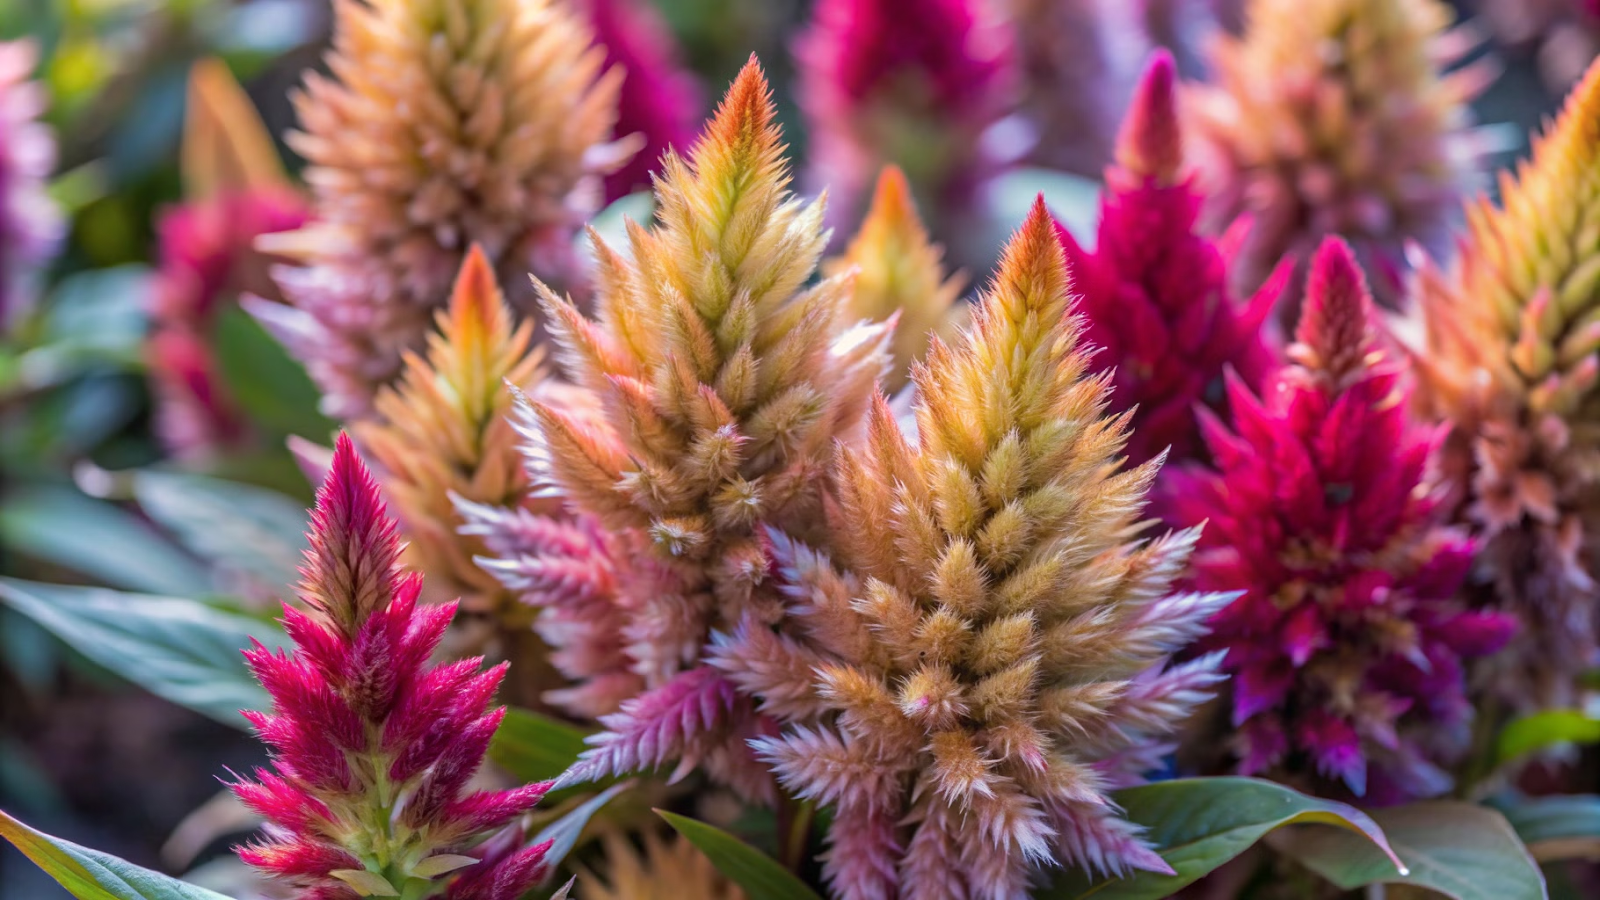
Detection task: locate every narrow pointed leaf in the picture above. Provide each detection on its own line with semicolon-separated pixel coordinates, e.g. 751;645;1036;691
1272;801;1547;900
656;810;824;900
0;807;236;900
1041;777;1401;899
1497;711;1600;764
132;470;309;594
0;578;287;726
531;781;633;879
0;485;210;595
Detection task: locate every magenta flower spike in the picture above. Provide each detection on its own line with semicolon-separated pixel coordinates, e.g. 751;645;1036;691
1058;50;1284;468
795;0;1015;258
232;434;552;900
1166;239;1516;803
580;0;702;203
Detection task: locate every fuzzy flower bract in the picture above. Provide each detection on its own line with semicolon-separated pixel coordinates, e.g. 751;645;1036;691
252;0;628;419
712;199;1232;900
1059;50;1281;467
232;434;552;900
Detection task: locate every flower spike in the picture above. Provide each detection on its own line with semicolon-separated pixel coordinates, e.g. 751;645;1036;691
1169;238;1513;803
1059;50;1282;468
233;433;552;900
254;0;628;419
1188;0;1495;317
826;165;966;392
716;198;1234;897
472;58;890;798
1408;55;1600;714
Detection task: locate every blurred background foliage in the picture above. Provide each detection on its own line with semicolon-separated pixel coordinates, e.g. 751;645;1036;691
0;0;1586;897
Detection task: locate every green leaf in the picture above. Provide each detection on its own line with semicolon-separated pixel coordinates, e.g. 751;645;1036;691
132;470;308;594
1040;777;1402;900
489;707;592;784
1489;794;1600;863
1497;711;1600;764
657;810;824;900
1273;800;1547;900
0;578;287;727
0;807;236;900
211;306;333;439
0;484;211;596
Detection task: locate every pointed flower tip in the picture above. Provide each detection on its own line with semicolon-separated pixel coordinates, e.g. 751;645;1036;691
866;165;916;226
704;55;777;159
1295;237;1375;380
1115;50;1182;182
446;244;508;335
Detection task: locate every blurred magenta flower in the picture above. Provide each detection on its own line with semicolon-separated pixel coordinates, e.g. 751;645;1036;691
0;39;62;330
795;0;1016;261
580;0;702;202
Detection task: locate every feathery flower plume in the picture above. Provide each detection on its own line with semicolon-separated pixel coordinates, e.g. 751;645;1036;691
1187;0;1492;316
714;199;1232;899
1168;239;1513;804
149;60;309;459
1407;57;1600;714
577;831;744;900
0;39;62;330
580;0;702;203
232;434;552;900
1059;51;1282;468
825;165;964;392
474;59;890;795
252;0;628;420
795;0;1016;262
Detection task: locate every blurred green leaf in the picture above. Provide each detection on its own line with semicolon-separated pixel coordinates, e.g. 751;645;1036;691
1041;777;1401;900
1490;794;1600;863
132;469;307;594
0;483;210;595
1498;710;1600;764
0;807;235;900
489;706;592;785
211;306;332;439
658;810;824;900
0;578;286;727
1274;801;1545;900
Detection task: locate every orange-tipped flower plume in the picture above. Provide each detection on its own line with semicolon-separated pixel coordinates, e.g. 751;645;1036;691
711;200;1232;899
825;165;965;392
468;59;891;796
1187;0;1492;316
252;0;628;420
1408;56;1600;714
355;247;545;609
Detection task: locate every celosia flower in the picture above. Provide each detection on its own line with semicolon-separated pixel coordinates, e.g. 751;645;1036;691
356;246;545;608
1406;56;1600;714
232;434;552;900
577;831;744;900
712;199;1232;899
824;164;964;392
1058;50;1282;468
473;59;889;797
580;0;702;203
251;0;628;420
795;0;1016;262
0;39;62;330
1187;0;1492;316
1167;238;1514;803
